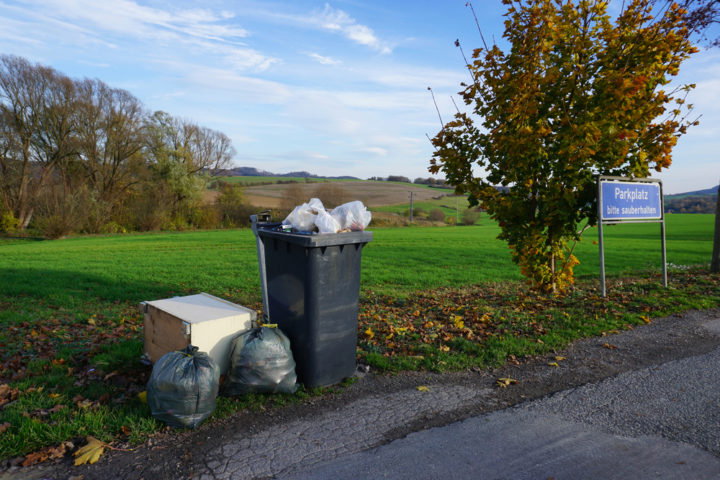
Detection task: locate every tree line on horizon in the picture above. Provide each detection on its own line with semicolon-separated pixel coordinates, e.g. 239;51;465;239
0;54;247;238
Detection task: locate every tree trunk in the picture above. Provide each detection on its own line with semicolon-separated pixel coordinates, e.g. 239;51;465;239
711;184;720;273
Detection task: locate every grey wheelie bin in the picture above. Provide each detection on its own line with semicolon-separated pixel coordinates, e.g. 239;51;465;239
255;227;372;388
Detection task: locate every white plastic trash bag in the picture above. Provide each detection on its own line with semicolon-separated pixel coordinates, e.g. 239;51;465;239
315;208;341;234
283;198;324;231
282;198;371;233
331;201;372;231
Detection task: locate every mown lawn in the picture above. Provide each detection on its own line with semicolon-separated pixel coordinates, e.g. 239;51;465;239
0;214;717;461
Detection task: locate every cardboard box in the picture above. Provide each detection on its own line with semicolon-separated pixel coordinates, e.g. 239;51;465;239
141;292;256;374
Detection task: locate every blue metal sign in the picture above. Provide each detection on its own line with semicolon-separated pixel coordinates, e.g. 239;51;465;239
600;180;662;221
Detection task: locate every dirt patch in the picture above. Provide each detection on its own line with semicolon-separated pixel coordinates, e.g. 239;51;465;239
243;182;447;209
9;308;720;480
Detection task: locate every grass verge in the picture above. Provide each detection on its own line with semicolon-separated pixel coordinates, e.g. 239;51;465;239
1;270;718;462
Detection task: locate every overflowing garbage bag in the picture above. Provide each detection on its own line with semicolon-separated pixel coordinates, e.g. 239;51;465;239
224;326;298;395
146;345;220;428
282;198;371;234
330;200;372;232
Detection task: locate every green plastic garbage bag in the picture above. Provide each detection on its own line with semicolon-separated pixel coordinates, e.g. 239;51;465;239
224;327;298;395
147;345;220;428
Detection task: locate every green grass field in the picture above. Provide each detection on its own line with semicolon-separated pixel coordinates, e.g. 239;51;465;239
0;213;717;460
372;195;468;219
0;214;713;308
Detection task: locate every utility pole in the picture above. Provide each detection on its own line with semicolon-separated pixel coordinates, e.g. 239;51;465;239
409;191;414;222
456;195;459;224
712;183;720;273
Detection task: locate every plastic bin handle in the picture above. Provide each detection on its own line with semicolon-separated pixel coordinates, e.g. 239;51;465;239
250;214;270;323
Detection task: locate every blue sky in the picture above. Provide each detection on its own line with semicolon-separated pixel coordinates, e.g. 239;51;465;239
1;0;718;194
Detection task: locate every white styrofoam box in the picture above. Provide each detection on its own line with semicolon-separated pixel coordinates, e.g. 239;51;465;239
141;292;256;374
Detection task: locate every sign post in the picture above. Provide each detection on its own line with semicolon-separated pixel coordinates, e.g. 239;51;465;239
597;176;666;297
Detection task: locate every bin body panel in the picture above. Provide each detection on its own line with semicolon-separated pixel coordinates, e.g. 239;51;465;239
259;230;371;387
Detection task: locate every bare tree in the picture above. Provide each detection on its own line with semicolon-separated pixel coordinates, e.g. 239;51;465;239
74;78;146;230
0;54;78;229
190;126;235;176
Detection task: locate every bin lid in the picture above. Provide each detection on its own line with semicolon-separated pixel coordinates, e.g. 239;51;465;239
257;229;372;247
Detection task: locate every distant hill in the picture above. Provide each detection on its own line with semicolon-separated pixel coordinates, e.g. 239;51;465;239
665;184;718;214
219;166;358;180
666;185;719;198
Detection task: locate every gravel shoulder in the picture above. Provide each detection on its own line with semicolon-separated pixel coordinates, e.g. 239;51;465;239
5;308;720;480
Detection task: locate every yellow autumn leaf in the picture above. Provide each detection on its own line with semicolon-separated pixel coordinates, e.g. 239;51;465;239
547;361;559;367
416;386;430;392
555;356;566;361
364;327;374;339
640;315;651;324
73;436;105;466
137;391;147;404
496;377;518;388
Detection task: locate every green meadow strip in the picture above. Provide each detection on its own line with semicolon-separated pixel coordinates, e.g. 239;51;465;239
0;214;717;460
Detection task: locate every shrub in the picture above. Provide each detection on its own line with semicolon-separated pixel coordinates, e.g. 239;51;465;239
215;183;250;227
429;208;446;222
312;183;349;209
461;210;480;226
0;209;18;233
190;205;221;229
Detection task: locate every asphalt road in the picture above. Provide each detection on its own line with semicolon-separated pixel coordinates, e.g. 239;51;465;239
278;340;720;480
189;315;720;480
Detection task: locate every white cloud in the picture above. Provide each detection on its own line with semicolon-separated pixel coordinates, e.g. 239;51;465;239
312;4;392;54
36;0;250;42
360;147;388;157
176;65;293;104
306;52;341;66
2;0;275;74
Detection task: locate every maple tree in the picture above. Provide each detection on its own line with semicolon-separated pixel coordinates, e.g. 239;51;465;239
430;0;699;292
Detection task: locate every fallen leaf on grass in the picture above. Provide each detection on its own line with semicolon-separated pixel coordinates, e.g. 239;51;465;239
602;343;618;350
23;442;72;467
121;425;131;436
496;377;518;388
74;436;106;466
0;384;19;407
76;399;94;409
416;386;430;392
640;315;651;324
137;391;147;403
0;422;10;433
